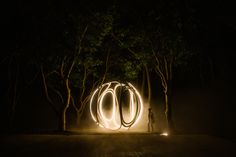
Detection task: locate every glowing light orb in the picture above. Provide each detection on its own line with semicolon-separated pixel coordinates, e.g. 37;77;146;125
90;81;143;130
160;132;168;136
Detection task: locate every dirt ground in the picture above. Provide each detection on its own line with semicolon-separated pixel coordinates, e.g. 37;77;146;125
0;133;235;157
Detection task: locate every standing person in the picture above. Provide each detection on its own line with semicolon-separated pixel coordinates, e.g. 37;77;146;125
148;108;155;132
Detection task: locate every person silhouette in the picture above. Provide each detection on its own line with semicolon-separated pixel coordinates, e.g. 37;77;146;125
148;108;155;132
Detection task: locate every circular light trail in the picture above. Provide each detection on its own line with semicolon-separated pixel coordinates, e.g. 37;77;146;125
90;81;143;130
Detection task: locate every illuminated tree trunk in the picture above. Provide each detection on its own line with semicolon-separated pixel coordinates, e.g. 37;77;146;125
152;50;175;133
164;83;174;133
144;64;151;107
141;68;146;97
60;109;68;131
41;65;72;132
60;79;71;131
41;25;88;131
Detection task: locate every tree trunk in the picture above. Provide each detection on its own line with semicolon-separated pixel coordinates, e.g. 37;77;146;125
63;108;68;131
62;79;71;131
144;65;151;107
58;79;71;132
58;105;67;132
141;69;146;97
164;90;175;133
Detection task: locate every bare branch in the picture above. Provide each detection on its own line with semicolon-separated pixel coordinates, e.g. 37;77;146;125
76;25;88;55
50;88;64;104
64;79;71;114
101;50;110;84
169;56;174;80
152;51;167;88
79;25;88;45
66;26;88;80
66;59;76;79
80;65;87;102
40;65;59;116
154;67;167;92
71;95;79;113
78;95;91;115
164;56;169;81
60;56;66;79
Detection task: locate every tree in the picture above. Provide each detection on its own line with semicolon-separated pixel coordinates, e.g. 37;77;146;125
111;28;153;106
40;10;113;131
1;44;40;130
111;5;196;132
150;33;192;132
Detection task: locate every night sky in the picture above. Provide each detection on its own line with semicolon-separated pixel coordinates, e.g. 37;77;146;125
1;0;236;138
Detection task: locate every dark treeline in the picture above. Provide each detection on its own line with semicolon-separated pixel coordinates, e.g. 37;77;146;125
1;1;235;136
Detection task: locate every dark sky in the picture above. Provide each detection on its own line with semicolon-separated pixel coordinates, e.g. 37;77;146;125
13;1;236;60
11;0;236;97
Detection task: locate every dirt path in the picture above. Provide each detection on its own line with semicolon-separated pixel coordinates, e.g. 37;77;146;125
0;134;235;157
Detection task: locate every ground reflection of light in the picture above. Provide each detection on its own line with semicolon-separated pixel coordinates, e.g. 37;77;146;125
90;81;143;130
160;132;168;136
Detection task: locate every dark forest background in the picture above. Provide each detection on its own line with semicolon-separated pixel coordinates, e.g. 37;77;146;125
1;0;235;139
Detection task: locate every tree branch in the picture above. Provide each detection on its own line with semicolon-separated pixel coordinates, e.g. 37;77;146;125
164;56;169;81
152;49;167;89
101;50;110;85
80;65;87;103
41;65;59;116
60;56;66;79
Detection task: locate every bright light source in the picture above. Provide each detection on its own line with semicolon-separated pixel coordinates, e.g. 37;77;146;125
160;132;168;136
90;81;143;130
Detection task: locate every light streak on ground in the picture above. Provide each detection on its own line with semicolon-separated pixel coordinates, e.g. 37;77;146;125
160;132;168;136
90;81;143;130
